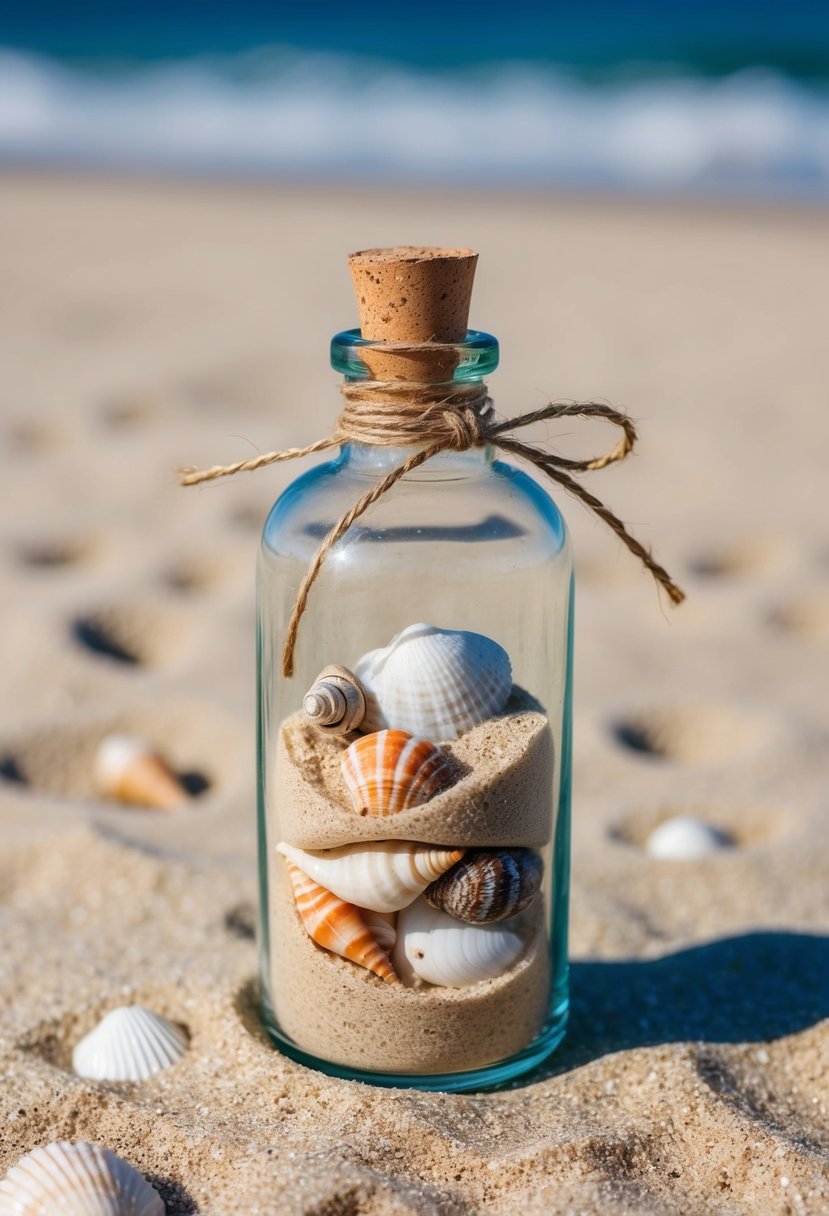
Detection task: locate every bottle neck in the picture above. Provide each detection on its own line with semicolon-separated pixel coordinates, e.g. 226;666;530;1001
341;440;493;482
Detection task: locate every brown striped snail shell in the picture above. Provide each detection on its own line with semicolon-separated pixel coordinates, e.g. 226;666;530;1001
303;664;367;735
424;848;543;924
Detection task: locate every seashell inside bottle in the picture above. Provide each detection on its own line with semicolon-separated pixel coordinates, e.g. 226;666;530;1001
283;859;399;984
393;895;527;987
257;246;573;1089
303;664;367;735
424;847;544;923
354;622;513;741
340;729;457;816
277;839;464;912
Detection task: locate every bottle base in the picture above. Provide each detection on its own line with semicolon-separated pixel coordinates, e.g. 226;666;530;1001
260;987;568;1092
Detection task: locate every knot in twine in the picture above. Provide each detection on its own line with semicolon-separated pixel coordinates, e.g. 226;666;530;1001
180;379;684;676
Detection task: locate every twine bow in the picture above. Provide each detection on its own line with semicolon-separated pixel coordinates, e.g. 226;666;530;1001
180;381;684;676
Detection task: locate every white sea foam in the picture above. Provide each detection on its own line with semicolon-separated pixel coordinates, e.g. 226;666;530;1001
1;47;828;196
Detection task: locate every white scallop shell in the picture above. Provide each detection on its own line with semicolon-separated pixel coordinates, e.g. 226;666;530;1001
0;1141;163;1216
354;623;512;741
72;1005;188;1082
645;815;732;860
392;895;526;987
276;840;464;913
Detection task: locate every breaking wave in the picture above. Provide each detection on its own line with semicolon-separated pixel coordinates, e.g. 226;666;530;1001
1;46;828;197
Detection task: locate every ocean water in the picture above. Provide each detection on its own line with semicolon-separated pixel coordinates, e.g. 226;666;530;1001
2;3;829;198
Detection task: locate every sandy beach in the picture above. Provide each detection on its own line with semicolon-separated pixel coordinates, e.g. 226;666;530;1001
1;172;828;1213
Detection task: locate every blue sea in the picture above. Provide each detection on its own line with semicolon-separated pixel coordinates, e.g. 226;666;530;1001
2;2;829;199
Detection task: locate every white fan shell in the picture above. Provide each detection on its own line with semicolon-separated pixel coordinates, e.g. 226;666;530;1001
355;623;512;741
0;1141;163;1216
72;1005;187;1082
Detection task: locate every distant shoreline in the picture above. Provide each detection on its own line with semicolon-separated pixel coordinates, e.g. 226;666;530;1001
3;164;829;220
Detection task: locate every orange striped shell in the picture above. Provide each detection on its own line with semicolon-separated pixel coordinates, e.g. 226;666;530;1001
340;729;455;817
284;860;398;983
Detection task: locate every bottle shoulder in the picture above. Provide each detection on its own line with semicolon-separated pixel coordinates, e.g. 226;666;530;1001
262;451;569;565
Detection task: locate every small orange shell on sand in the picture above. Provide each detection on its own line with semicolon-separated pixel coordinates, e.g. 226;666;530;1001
283;860;398;984
340;729;455;816
93;734;189;811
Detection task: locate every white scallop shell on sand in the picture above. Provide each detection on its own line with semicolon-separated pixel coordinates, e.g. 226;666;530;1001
72;1005;188;1082
276;840;464;913
392;895;526;987
354;623;512;741
0;1141;163;1216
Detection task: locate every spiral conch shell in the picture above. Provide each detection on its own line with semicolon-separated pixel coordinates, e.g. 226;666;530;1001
354;623;512;741
72;1005;188;1082
303;665;366;735
277;840;465;913
424;848;543;923
393;895;526;987
0;1141;163;1215
341;729;456;816
284;859;398;983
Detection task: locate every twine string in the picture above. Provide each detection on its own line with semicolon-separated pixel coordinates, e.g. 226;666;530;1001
179;381;684;676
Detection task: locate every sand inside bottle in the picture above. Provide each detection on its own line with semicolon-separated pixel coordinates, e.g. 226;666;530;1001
269;693;555;1074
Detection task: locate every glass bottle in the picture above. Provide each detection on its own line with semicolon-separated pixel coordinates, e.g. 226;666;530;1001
257;254;573;1091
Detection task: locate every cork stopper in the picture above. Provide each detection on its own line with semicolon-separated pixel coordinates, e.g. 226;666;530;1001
348;246;478;381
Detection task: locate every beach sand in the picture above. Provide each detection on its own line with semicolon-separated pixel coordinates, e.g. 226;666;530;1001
0;173;828;1213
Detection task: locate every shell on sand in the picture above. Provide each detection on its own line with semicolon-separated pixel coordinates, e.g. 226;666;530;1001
355;623;512;741
93;734;188;811
72;1005;188;1082
284;859;398;983
277;839;464;913
424;847;543;923
303;665;367;736
340;729;456;817
393;895;526;987
0;1140;164;1216
645;815;732;860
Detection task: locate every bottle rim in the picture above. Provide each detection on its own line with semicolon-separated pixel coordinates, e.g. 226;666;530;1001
330;328;499;381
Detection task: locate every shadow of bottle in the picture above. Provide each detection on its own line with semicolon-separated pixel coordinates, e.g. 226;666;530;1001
516;930;829;1088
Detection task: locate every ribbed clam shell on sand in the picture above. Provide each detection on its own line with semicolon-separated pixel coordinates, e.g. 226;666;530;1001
340;728;456;816
277;839;464;913
284;859;398;983
72;1005;188;1082
392;895;526;987
0;1140;163;1216
355;622;512;741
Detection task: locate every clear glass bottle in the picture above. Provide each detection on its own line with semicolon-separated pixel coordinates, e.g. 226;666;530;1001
257;326;573;1091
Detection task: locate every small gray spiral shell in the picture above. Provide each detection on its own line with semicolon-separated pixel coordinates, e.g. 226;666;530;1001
303;664;367;735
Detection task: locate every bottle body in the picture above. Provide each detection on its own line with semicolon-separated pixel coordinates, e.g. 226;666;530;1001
257;441;573;1090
